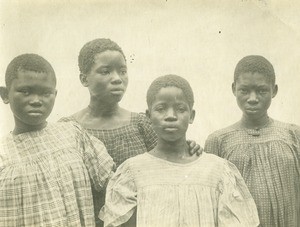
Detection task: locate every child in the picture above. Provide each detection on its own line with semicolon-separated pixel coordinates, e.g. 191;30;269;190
100;74;259;227
205;55;300;227
60;38;202;226
0;54;115;226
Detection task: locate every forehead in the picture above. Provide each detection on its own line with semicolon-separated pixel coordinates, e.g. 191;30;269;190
153;86;187;103
236;72;272;86
93;50;126;65
12;70;56;88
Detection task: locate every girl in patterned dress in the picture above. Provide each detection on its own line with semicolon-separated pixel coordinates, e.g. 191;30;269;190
60;38;201;226
205;55;300;227
0;54;115;226
100;74;259;227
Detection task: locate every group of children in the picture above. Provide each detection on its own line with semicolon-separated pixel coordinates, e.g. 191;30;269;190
0;38;299;227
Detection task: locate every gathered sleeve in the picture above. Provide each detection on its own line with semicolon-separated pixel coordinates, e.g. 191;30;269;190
100;160;137;227
204;133;221;156
74;123;116;192
218;161;259;227
137;113;158;151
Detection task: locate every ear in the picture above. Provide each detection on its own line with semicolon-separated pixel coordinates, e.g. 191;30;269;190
54;89;58;97
189;109;195;124
231;82;237;96
0;86;9;104
145;109;151;118
79;73;89;87
272;84;278;98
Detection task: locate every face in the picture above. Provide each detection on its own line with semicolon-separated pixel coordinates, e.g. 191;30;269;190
232;72;278;120
81;50;128;104
4;70;57;132
147;87;195;142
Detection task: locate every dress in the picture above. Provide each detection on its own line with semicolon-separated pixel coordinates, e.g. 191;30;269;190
100;152;259;227
204;119;300;227
0;122;115;227
60;112;157;167
60;112;157;226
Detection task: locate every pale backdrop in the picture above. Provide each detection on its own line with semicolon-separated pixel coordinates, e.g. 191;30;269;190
1;0;300;145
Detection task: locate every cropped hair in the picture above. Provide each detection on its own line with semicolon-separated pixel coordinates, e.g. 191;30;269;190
5;53;56;90
78;38;126;74
146;74;194;109
234;55;275;85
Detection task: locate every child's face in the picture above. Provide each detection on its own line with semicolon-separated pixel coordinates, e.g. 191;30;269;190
232;72;278;120
4;70;57;131
147;86;195;142
81;50;128;104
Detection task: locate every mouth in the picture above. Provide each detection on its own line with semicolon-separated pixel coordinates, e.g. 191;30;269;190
28;110;43;116
163;126;179;132
110;88;124;95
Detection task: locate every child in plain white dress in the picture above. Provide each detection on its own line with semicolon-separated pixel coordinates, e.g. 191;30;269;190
100;75;259;227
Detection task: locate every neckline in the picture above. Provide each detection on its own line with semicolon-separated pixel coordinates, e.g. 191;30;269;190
144;152;203;166
237;117;274;136
72;112;135;131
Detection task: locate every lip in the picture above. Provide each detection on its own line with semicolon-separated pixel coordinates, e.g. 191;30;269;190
28;110;43;116
110;88;124;95
163;126;179;132
246;108;259;111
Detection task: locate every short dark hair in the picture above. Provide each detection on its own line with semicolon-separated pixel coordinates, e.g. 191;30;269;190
78;38;126;74
234;55;275;85
146;74;194;109
5;53;56;90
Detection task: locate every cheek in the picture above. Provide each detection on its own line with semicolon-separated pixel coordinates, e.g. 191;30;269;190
122;76;129;87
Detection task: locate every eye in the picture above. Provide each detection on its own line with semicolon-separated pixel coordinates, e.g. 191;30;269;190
154;105;165;112
19;89;30;96
96;68;110;76
100;70;110;76
258;89;268;94
43;91;52;97
239;88;248;94
119;69;127;76
177;105;187;113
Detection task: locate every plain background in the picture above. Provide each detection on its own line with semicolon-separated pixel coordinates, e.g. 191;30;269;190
1;0;300;145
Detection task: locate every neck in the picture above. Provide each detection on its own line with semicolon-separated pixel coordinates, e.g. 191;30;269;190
241;114;269;129
154;137;189;161
88;98;120;117
13;120;47;135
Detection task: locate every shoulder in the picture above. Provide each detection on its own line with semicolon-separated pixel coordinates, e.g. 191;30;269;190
206;122;239;144
202;152;227;166
0;134;13;161
271;119;300;138
46;121;86;138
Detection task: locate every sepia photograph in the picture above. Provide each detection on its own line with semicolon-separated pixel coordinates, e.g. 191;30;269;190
0;0;299;226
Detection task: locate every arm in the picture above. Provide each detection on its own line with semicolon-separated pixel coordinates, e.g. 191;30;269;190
100;161;137;227
218;161;259;227
75;124;116;191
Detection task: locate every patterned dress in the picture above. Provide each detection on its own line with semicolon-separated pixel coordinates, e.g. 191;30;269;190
100;152;259;227
204;119;300;227
0;122;115;227
60;112;157;226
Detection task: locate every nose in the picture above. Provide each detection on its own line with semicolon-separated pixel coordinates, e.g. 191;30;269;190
111;71;122;85
247;91;258;104
29;94;42;106
164;108;177;121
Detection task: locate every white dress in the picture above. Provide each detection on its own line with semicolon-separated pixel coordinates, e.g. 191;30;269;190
100;152;259;227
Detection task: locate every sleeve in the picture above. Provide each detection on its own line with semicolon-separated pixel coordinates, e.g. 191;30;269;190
291;124;300;161
204;133;221;156
58;116;76;123
137;113;158;151
99;161;137;227
217;161;260;227
74;123;116;191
